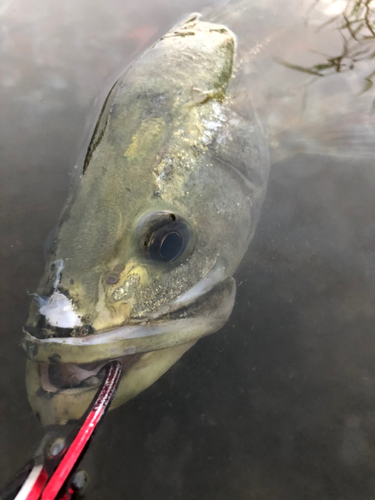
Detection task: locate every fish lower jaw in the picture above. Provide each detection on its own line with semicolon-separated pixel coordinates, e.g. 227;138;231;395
26;342;197;426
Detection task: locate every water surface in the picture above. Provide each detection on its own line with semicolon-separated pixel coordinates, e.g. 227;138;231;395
1;1;375;498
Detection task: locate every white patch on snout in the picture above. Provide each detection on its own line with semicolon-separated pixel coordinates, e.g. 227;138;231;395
39;292;82;328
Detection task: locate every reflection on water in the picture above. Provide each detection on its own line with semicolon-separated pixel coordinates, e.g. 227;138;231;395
1;0;375;498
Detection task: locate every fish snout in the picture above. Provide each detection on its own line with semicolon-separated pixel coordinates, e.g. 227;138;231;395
38;291;83;329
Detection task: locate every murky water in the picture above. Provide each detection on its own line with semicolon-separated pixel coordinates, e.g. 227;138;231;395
1;0;375;498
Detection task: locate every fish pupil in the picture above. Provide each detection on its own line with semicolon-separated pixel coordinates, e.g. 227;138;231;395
136;211;194;264
159;232;183;261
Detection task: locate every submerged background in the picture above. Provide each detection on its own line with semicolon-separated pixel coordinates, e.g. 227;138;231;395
1;0;375;498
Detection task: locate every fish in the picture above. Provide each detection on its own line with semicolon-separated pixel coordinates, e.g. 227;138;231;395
22;14;270;426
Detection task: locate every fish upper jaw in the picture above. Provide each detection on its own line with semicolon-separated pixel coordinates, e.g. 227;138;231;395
28;260;228;337
22;267;236;365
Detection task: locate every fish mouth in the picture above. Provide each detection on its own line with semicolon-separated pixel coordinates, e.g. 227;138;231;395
39;353;142;393
24;270;236;426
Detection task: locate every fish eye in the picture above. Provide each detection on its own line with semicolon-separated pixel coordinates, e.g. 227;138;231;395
136;211;194;263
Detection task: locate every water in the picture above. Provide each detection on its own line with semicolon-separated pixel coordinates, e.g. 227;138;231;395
1;0;375;498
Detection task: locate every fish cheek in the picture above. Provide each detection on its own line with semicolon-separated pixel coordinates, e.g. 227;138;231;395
92;261;151;331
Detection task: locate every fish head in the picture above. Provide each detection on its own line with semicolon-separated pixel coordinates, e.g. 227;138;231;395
23;15;269;426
